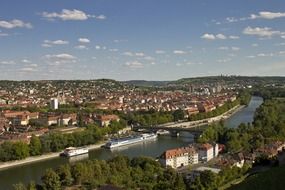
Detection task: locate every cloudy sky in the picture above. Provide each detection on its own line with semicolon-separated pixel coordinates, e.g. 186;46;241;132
0;0;285;80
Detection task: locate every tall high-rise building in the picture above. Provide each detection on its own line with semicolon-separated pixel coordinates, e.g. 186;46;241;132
50;98;59;110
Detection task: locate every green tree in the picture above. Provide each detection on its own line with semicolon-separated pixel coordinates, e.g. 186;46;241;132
173;109;185;121
13;183;27;190
27;181;36;190
41;168;61;190
29;135;42;156
12;142;30;160
56;164;73;186
199;170;218;189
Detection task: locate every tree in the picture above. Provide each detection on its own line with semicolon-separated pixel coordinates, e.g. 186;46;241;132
13;183;27;190
174;174;186;190
173;109;185;121
27;181;36;190
41;168;61;190
56;164;73;186
12;142;30;160
199;170;218;189
29;135;42;156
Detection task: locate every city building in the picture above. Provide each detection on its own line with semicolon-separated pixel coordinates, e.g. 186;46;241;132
95;114;120;127
197;143;215;162
159;146;198;168
50;98;59;110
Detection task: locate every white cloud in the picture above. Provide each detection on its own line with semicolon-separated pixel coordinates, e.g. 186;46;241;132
173;50;187;54
251;11;285;20
78;38;90;43
125;61;144;69
51;40;69;45
29;64;38;67
243;26;281;37
43;53;77;65
109;48;118;52
20;67;37;72
135;52;144;57
185;61;203;65
21;59;31;63
226;17;238;23
217;58;231;63
42;40;69;47
246;55;256;59
216;33;227;40
201;33;216;40
95;45;101;50
123;52;133;56
252;43;259;47
0;60;15;65
257;53;274;57
229;35;240;39
96;15;106;20
201;33;229;40
42;9;106;21
75;45;88;50
41;44;52;48
0;19;32;29
113;39;128;43
144;56;154;61
155;50;165;54
218;46;229;50
231;47;240;51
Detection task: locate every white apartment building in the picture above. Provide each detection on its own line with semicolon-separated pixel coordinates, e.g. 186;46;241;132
160;147;198;168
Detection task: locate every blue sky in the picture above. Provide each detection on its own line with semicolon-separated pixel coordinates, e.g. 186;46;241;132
0;0;285;80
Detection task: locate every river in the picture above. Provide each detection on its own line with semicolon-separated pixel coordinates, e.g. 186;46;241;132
0;96;263;189
224;96;263;128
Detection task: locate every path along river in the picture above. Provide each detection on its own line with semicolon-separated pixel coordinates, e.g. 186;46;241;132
0;96;263;189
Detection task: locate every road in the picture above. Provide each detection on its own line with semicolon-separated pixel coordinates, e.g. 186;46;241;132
155;105;244;130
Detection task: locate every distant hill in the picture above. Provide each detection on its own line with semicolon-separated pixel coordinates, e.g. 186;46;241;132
123;80;169;87
230;165;285;190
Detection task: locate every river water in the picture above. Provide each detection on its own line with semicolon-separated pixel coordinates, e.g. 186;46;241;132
224;96;263;128
0;96;263;189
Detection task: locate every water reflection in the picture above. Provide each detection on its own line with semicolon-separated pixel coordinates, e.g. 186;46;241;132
68;154;89;163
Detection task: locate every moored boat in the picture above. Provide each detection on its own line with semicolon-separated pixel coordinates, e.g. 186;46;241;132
104;133;157;149
62;147;89;157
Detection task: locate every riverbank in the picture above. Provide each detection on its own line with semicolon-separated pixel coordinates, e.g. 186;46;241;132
0;142;106;171
210;104;245;122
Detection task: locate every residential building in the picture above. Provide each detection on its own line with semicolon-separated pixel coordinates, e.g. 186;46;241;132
159;146;198;168
95;114;120;127
197;143;214;162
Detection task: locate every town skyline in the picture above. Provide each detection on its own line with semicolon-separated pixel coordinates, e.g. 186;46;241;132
0;0;285;81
